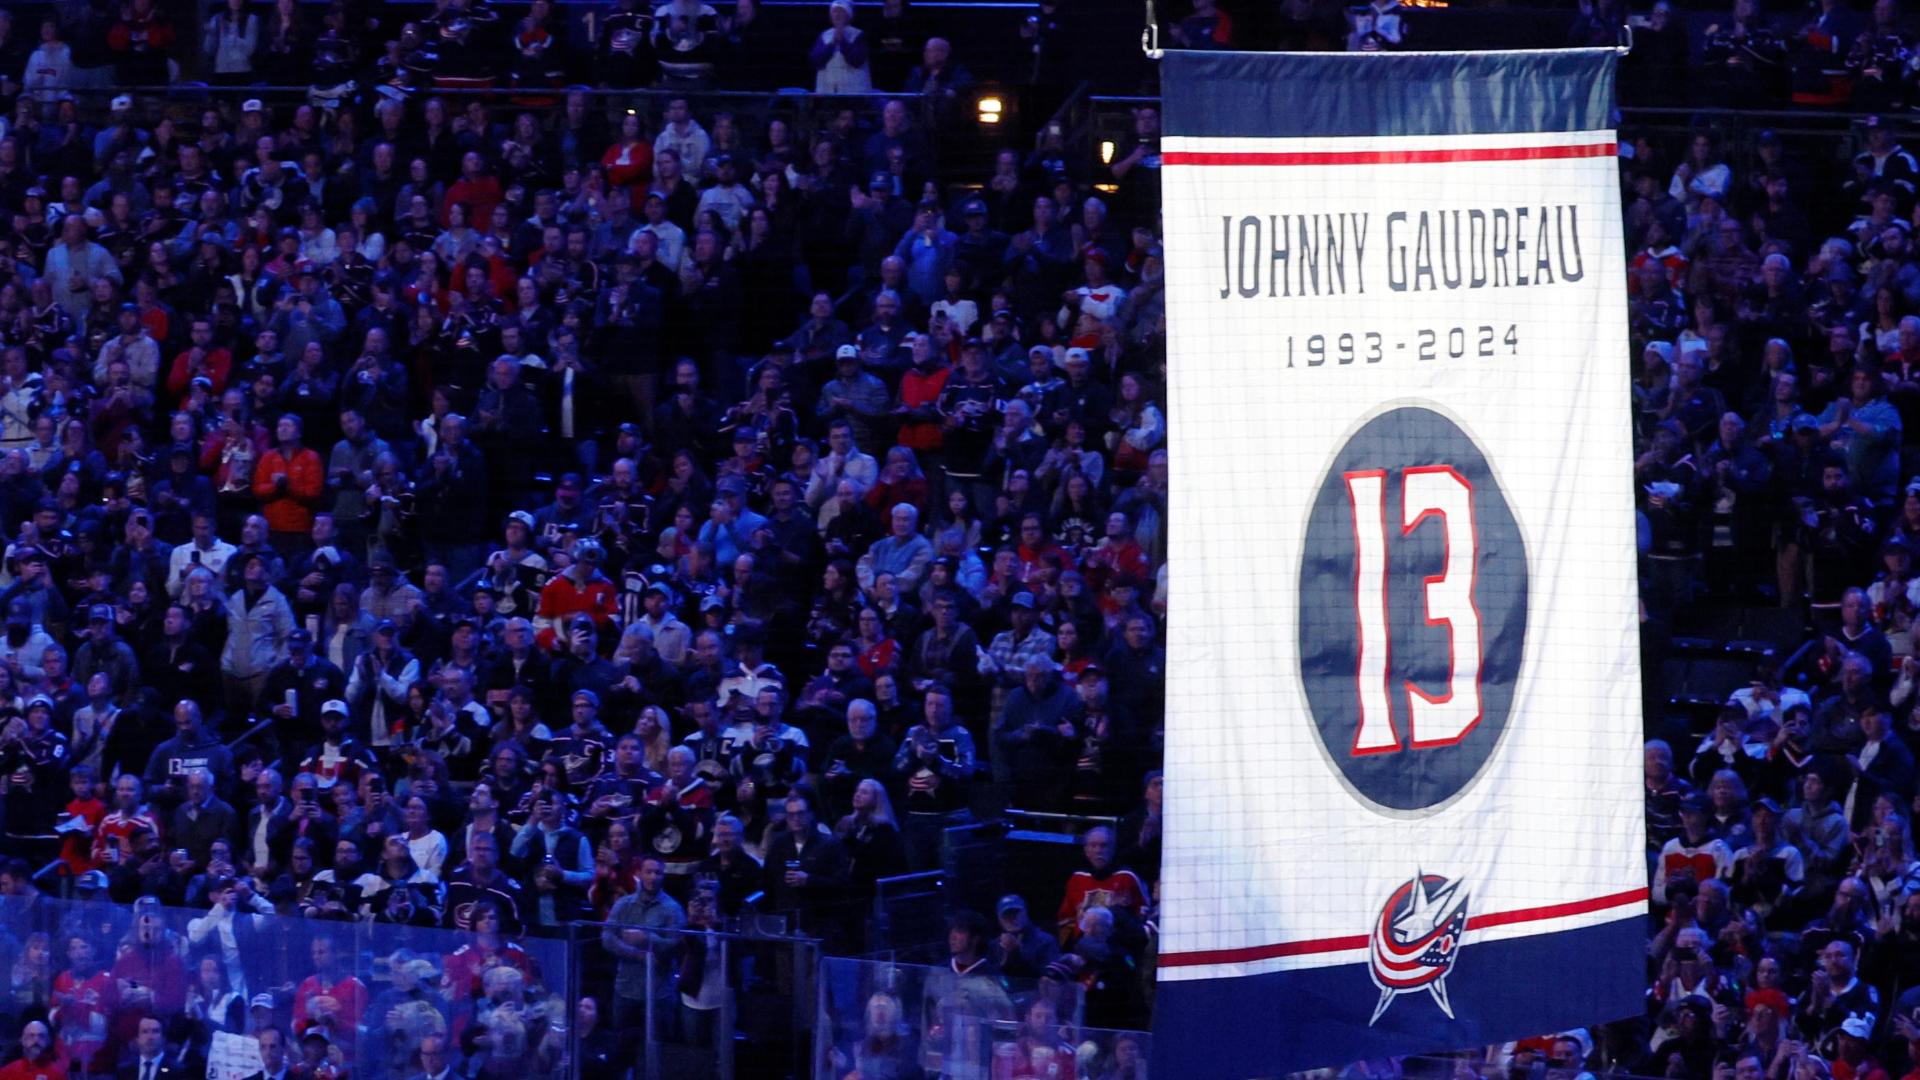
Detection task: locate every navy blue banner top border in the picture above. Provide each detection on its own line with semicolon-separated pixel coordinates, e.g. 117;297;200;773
1161;49;1617;140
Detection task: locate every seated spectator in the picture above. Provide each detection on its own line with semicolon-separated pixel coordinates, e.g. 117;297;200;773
1057;825;1146;947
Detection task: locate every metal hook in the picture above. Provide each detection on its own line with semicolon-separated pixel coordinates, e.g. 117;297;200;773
1143;0;1164;59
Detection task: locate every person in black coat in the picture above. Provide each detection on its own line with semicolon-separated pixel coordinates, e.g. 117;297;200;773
142;604;220;718
834;779;908;898
692;812;763;917
760;787;847;936
115;1015;194;1080
1849;701;1916;830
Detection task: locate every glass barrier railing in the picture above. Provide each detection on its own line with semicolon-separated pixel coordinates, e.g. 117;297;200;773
946;1014;1150;1080
0;892;570;1080
569;918;820;1080
814;957;1088;1080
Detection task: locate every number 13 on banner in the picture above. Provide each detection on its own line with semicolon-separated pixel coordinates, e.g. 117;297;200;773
1343;466;1482;756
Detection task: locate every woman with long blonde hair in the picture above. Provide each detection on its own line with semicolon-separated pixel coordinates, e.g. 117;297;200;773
836;777;906;892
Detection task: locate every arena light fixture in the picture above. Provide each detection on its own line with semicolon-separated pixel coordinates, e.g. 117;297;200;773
976;94;1004;125
1100;140;1117;164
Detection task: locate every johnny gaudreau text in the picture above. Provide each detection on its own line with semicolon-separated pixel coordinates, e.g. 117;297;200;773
1216;205;1588;300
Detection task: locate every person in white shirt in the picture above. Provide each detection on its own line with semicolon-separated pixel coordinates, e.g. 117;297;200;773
1728;665;1811;722
0;349;42;449
168;512;239;597
401;795;448;881
186;877;272;995
811;0;872;93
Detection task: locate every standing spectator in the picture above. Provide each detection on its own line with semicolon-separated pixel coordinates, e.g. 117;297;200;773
43;218;120;322
169;767;235;864
602;855;685;1044
253;416;324;559
893;683;975;870
893;203;957;310
106;0;176;85
203;0;258;86
811;0;873;93
762;788;848;933
21;19;72;112
653;100;711;177
221;551;293;723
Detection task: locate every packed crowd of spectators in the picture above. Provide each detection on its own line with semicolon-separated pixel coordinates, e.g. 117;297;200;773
1622;115;1920;1079
4;0;1918;1076
0;0;1169;1076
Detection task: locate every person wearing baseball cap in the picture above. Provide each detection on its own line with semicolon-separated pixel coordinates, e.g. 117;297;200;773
260;623;347;756
293;696;377;791
533;536;618;651
990;892;1063;977
481;510;549;617
350;618;417;749
635;581;692;665
549;688;614;788
898;193;957;306
819;342;890;450
71;602;137;706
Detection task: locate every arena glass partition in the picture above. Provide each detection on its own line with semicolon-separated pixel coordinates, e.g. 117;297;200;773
814;956;1089;1080
0;892;571;1080
569;917;821;1080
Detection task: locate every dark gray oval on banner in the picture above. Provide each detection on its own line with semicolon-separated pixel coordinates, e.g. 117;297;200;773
1298;405;1528;813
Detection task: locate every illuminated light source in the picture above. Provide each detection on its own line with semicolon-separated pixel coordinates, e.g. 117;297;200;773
1100;140;1117;164
977;94;1004;125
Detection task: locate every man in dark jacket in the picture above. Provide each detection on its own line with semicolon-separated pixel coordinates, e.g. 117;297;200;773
169;766;236;864
761;788;847;937
989;893;1062;978
260;628;346;762
994;657;1081;811
73;603;140;707
142;604;219;717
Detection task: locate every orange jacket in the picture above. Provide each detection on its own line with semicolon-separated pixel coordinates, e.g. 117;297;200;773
253;446;325;534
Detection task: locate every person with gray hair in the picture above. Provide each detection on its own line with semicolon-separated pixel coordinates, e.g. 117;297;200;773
171;765;238;863
994;653;1081;811
820;697;896;817
856;502;933;593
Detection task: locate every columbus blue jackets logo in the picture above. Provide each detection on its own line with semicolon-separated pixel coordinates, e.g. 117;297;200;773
1368;871;1470;1025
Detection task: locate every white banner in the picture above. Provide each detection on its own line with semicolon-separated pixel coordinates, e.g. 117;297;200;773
1153;49;1646;1074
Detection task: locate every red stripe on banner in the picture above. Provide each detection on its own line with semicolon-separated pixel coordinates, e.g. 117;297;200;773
1162;142;1617;168
1462;887;1650;932
1157;887;1647;969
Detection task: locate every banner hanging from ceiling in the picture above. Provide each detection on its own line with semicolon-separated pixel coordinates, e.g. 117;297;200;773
1152;48;1646;1077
